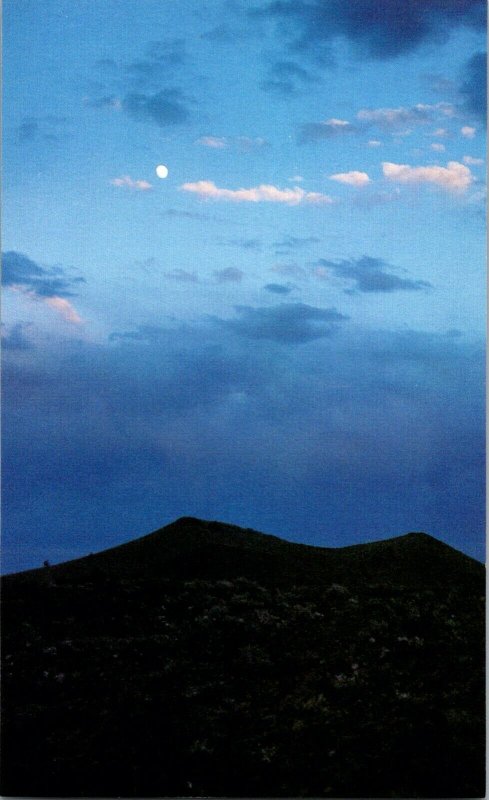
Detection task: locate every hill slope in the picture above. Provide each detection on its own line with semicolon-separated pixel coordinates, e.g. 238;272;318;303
1;518;485;797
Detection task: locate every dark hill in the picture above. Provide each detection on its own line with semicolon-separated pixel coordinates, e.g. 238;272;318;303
4;516;483;590
1;518;485;797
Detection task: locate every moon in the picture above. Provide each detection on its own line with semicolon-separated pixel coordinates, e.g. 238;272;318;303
156;164;169;179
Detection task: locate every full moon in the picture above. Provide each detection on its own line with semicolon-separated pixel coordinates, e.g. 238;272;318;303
156;164;169;179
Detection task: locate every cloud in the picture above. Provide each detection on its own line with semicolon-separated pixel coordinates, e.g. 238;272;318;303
214;268;244;283
382;161;474;193
110;176;152;191
461;125;476;138
122;88;190;127
271;262;308;279
14;114;69;143
253;0;485;60
316;256;432;293
459;52;487;121
367;140;382;147
330;170;370;187
2;251;85;298
260;59;320;95
430;143;446;152
222;303;347;343
124;39;186;83
165;269;199;282
2;252;85;325
196;136;228;149
463;155;484;166
1;323;33;351
263;283;293;294
235;136;270;152
299;118;356;143
180;180;333;205
3;317;484;571
43;297;83;324
195;135;269;152
357;102;454;129
273;235;320;254
85;95;123;111
222;238;262;251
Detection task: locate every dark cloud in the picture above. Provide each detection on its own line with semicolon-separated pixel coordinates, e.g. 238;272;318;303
2;251;85;298
260;59;320;95
124;40;187;86
14;115;69;143
317;256;432;293
17;120;39;142
1;323;33;351
254;0;485;60
459;51;487;121
123;89;190;126
222;303;348;342
89;40;191;126
263;283;293;294
214;268;244;283
2;317;484;572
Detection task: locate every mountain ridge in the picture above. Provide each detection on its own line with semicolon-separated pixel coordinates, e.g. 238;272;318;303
4;516;483;593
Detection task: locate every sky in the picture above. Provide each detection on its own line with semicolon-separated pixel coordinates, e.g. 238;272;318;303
2;0;486;572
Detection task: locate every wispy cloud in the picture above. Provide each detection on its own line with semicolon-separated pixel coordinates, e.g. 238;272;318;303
461;125;476;138
430;143;446;152
463;155;484;165
196;135;269;152
180;181;333;205
196;136;228;149
330;170;370;187
273;235;320;255
299;118;356;143
382;161;473;193
260;59;320;96
165;269;199;282
214;268;244;283
357;102;454;129
110;175;152;191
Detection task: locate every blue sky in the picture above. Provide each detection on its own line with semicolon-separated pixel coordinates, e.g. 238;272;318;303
2;0;486;571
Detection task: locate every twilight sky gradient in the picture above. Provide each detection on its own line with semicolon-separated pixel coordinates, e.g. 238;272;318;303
2;0;486;572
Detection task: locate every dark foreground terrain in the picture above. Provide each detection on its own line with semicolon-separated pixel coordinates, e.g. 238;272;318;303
1;517;485;797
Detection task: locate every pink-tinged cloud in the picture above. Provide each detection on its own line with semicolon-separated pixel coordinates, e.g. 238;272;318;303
110;175;152;191
180;181;333;205
461;126;476;139
329;170;370;187
382;161;473;193
44;296;83;324
196;136;228;148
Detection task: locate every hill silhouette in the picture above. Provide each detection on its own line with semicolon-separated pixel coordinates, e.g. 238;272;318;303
1;517;485;797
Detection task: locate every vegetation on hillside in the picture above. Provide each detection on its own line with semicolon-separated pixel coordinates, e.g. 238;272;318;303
1;518;485;797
